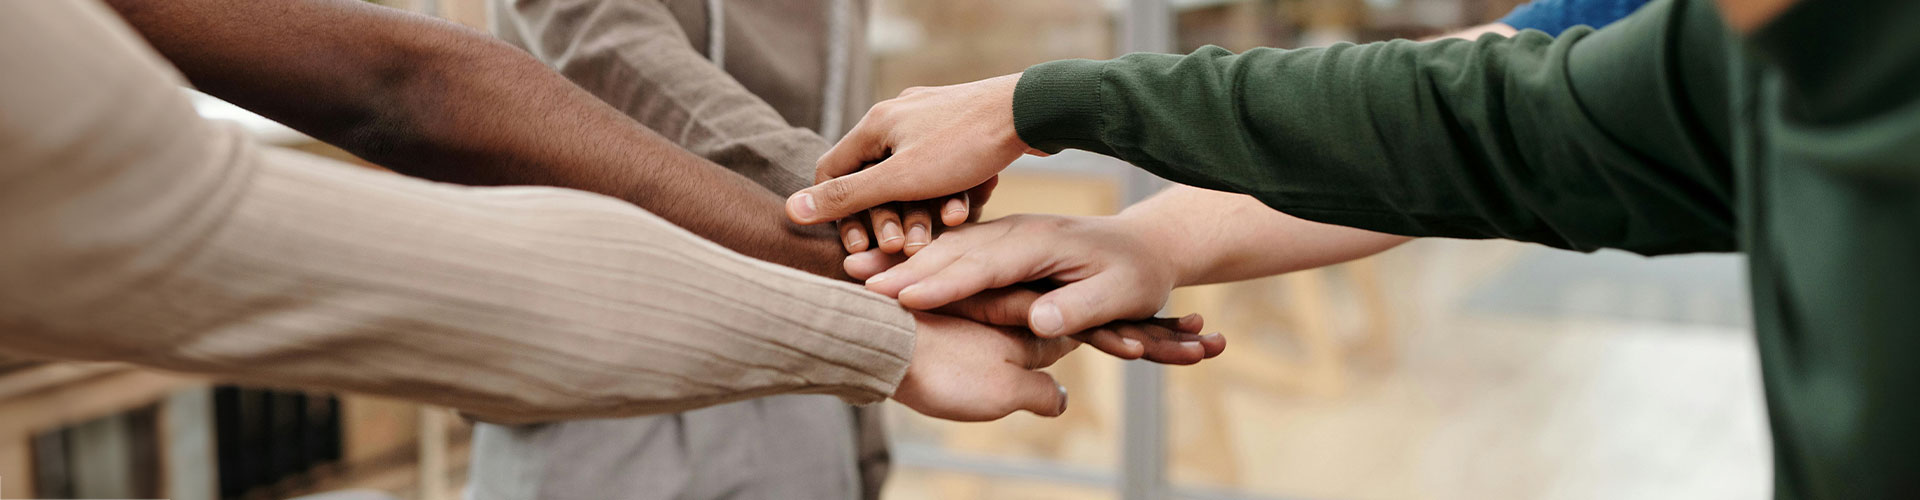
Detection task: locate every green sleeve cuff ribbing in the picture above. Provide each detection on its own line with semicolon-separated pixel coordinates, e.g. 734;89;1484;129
1013;59;1112;155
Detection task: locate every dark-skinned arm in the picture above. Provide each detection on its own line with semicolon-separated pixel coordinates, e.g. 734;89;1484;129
102;0;849;279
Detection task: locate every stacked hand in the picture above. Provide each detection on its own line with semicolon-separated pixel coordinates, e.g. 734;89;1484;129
787;74;1027;235
892;283;1221;422
852;214;1192;340
793;75;1228;422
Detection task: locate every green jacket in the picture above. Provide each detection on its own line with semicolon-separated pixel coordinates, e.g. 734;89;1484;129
1012;0;1920;497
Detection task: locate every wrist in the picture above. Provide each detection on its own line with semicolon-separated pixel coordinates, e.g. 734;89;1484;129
1103;210;1198;288
1012;61;1111;155
786;219;856;282
987;73;1034;154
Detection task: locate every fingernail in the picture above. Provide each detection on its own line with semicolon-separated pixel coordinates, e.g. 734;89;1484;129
881;220;903;243
1180;340;1203;351
898;283;921;299
906;224;930;247
1202;333;1223;342
845;227;866;248
790;193;817;221
867;272;891;286
944;198;966;217
1121;337;1143;350
1055;382;1069;415
1032;303;1064;335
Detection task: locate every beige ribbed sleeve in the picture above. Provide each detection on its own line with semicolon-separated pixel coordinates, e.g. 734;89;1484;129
0;1;914;424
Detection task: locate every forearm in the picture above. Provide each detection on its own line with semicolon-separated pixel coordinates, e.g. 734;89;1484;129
1;1;913;422
1118;186;1408;286
1013;2;1734;254
493;0;828;196
1096;24;1569;286
105;0;848;279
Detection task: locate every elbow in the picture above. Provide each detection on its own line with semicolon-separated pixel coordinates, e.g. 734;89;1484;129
328;22;508;172
334;25;540;183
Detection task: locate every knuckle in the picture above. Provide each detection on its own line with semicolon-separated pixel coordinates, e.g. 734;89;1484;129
870;100;899;119
817;179;858;207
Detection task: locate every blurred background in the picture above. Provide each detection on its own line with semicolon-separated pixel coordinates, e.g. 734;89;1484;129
0;0;1767;499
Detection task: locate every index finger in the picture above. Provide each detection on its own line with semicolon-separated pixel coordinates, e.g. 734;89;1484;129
815;114;888;185
789;153;965;224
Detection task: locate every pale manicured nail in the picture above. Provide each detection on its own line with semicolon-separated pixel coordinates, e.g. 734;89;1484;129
944;198;967;217
905;224;930;247
1032;303;1064;335
880;220;903;243
898;283;922;298
789;193;817;220
1121;337;1143;350
867;272;891;286
845;227;866;248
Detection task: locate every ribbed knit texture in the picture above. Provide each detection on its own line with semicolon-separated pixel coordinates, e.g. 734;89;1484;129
1012;59;1111;156
0;1;914;424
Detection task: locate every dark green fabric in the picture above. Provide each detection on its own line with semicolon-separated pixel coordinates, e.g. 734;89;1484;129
1013;0;1920;498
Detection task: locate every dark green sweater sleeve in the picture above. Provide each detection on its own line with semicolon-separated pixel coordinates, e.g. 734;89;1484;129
1014;0;1737;255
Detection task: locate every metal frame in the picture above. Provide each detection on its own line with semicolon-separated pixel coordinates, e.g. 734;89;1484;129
1115;2;1175;499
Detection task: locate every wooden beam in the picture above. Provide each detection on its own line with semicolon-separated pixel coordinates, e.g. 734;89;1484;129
0;368;198;439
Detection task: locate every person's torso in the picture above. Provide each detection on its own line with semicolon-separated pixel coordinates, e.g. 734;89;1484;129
1714;0;1920;497
468;395;862;500
471;2;881;499
663;0;871;140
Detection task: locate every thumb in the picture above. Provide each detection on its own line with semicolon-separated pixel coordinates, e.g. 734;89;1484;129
1029;272;1163;338
1004;369;1067;417
789;165;931;224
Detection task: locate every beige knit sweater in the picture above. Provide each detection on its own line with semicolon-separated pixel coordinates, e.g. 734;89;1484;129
0;1;915;424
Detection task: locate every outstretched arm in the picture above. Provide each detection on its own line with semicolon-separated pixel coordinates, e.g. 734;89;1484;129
837;9;1723;335
846;187;1405;337
0;1;1189;423
1;1;915;422
795;0;1738;257
103;0;850;278
488;0;962;258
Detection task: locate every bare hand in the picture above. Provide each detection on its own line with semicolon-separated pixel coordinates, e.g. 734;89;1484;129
851;214;1193;340
789;74;1027;227
892;311;1077;421
927;286;1224;364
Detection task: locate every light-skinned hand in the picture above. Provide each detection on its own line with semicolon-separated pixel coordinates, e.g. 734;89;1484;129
789;74;1027;228
850;214;1202;340
929;286;1224;364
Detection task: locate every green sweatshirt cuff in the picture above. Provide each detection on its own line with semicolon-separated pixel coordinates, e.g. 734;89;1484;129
1013;59;1113;155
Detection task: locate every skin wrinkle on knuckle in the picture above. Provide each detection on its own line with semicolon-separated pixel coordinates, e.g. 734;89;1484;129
814;178;853;208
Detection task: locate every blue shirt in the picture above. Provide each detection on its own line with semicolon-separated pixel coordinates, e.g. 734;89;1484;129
1500;0;1651;34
